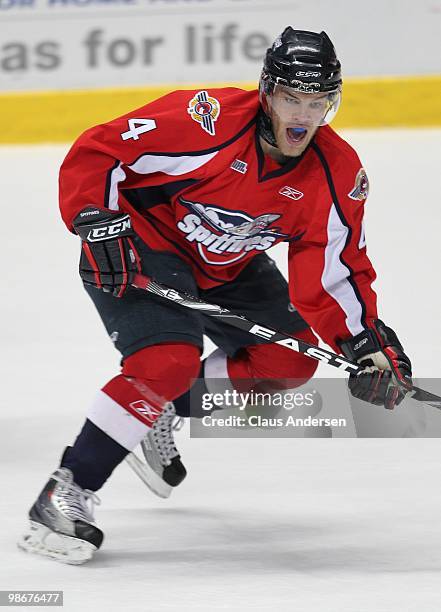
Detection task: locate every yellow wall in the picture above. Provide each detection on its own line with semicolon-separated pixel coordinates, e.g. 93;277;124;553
1;75;440;144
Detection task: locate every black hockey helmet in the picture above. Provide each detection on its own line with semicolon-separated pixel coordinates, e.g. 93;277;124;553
258;27;342;146
261;27;341;94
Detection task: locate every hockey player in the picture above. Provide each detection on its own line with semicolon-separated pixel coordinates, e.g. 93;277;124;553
19;27;412;564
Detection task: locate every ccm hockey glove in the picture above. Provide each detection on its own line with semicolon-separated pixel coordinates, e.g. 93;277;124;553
73;207;141;297
339;319;413;410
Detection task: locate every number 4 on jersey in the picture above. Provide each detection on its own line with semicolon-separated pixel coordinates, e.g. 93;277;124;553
121;118;157;141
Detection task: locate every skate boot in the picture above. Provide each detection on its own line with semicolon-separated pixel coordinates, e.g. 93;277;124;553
126;403;187;499
18;467;103;565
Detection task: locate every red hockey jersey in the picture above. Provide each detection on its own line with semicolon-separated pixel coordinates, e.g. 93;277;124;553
59;88;378;352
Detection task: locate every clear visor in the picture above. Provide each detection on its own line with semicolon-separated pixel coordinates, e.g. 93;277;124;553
263;84;342;128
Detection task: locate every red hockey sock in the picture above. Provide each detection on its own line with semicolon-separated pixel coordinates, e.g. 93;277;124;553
87;343;200;444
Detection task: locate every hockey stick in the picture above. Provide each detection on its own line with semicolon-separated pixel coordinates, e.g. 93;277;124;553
131;273;441;411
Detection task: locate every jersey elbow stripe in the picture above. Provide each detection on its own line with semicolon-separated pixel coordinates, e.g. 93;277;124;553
104;159;123;211
322;204;365;336
105;153;217;211
312;142;368;330
128;152;218;176
108;163;127;210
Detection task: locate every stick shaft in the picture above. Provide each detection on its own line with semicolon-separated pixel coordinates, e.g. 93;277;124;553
132;273;441;411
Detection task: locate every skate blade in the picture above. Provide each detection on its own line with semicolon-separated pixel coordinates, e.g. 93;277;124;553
125;452;172;499
18;521;97;565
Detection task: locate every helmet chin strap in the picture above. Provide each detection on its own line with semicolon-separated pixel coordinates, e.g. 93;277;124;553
257;110;278;148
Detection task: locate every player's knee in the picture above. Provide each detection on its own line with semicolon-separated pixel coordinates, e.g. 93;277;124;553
122;342;201;400
246;327;319;387
285;327;319;381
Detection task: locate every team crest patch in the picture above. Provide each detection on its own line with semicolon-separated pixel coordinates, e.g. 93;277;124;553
348;168;369;201
187;90;220;136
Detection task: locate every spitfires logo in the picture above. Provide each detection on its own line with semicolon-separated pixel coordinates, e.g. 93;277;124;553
177;197;288;265
348;168;369;201
187;91;220;136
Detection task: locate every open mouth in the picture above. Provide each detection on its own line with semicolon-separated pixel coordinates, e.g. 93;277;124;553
286;127;308;145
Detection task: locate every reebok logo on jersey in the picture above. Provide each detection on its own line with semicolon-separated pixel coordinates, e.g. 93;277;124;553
279;186;304;201
348;168;369;201
187;90;220;136
177;197;287;266
230;159;248;174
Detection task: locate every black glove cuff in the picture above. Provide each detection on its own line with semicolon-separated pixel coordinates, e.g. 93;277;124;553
339;319;407;363
339;328;381;362
73;207;134;243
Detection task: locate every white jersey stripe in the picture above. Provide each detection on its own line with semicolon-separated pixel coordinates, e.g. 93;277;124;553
88;390;150;450
108;163;126;211
322;204;365;336
358;217;366;249
128;151;218;176
107;152;217;211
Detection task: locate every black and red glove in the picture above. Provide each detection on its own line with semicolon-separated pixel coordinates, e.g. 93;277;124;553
73;207;141;297
339;319;413;410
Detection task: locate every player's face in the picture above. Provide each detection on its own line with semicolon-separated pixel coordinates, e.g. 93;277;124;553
268;87;331;156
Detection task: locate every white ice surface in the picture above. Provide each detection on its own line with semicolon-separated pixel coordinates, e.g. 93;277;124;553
1;130;441;611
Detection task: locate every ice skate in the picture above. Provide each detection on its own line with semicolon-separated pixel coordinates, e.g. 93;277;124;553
18;467;103;565
126;403;187;499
